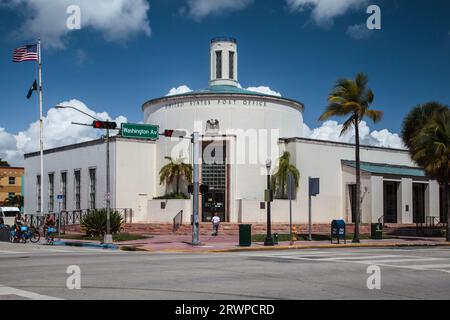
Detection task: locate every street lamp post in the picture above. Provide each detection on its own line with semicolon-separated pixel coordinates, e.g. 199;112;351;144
55;105;113;244
264;159;274;246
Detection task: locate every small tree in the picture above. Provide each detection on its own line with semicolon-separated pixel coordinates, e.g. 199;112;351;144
5;195;24;209
0;158;10;167
159;155;192;195
80;209;124;237
271;151;300;199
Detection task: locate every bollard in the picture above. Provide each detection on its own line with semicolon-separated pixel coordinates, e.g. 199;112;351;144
292;225;297;241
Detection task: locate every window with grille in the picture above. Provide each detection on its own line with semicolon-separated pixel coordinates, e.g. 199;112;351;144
9;177;15;185
48;173;54;212
74;170;81;210
36;175;41;212
61;172;67;210
202;142;226;191
229;51;234;79
89;168;96;209
215;51;222;79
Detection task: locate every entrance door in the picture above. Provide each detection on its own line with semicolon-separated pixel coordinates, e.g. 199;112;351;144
413;183;425;223
201;140;227;222
202;190;225;222
384;181;398;223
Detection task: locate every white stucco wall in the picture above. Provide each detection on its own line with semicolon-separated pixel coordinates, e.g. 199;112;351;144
24;140;116;215
287;138;431;224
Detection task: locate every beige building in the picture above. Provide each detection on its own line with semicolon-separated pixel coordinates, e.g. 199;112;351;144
0;166;24;206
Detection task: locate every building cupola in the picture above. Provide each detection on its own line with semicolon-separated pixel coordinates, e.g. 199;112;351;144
209;37;238;87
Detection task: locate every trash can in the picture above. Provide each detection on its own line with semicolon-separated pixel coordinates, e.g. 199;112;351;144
273;233;279;245
371;223;383;240
239;224;252;247
331;219;346;244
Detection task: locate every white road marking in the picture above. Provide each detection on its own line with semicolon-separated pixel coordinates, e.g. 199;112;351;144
0;249;26;254
317;255;400;261
0;285;62;300
252;251;450;274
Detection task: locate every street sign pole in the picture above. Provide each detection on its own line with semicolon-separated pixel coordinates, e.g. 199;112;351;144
192;131;200;246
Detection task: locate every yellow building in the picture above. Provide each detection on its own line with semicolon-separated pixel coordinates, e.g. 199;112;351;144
0;166;24;206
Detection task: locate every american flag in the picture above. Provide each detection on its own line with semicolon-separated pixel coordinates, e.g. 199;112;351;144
13;44;38;62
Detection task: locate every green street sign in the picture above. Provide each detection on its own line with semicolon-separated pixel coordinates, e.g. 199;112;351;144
121;123;159;140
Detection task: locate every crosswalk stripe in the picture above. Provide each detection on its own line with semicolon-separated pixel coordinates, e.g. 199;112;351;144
317;255;400;261
353;257;442;264
0;285;62;300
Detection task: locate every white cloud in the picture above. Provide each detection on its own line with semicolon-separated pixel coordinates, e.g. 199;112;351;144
346;23;372;39
245;86;282;97
302;120;405;149
1;99;127;166
4;0;151;49
183;0;254;20
166;85;193;96
286;0;368;26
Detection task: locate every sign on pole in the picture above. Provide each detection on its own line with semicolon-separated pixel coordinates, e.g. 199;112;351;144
56;194;64;202
121;123;159;140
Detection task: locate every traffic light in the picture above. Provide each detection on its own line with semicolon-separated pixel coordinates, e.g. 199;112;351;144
92;120;117;130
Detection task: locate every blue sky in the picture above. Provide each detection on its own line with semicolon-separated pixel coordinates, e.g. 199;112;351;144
1;0;450;164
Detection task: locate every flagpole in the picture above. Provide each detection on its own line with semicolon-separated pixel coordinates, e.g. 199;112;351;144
38;39;44;220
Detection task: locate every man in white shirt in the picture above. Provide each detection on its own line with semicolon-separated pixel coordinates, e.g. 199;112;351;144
211;213;220;236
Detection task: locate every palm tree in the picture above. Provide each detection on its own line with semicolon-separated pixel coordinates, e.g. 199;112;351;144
319;72;383;243
401;102;447;153
159;155;193;195
410;108;450;241
271;151;300;199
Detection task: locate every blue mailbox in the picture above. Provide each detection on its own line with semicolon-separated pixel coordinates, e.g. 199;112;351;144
331;219;346;244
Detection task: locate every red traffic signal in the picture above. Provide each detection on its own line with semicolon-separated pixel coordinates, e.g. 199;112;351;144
163;129;187;138
92;121;117;130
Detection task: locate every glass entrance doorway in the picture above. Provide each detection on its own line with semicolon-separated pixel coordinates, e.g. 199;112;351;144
384;181;398;223
202;190;225;222
201;140;227;222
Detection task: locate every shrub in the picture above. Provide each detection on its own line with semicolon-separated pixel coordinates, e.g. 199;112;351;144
80;209;124;237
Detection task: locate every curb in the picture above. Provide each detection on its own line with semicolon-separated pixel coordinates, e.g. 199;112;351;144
53;240;118;250
131;242;450;254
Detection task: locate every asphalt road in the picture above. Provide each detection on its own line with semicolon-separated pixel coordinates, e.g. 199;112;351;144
0;241;449;300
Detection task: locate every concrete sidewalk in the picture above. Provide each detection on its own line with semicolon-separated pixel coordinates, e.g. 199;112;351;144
115;234;450;253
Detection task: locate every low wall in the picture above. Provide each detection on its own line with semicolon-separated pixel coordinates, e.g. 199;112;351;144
146;199;192;223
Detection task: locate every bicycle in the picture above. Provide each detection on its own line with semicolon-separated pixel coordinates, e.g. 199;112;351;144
10;225;40;243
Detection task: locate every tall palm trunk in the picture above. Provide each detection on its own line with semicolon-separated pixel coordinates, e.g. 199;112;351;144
353;116;361;243
176;175;180;194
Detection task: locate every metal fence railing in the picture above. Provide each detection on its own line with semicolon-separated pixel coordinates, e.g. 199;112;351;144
24;208;133;233
173;210;183;232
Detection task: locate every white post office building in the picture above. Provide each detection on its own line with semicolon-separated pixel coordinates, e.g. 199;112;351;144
24;38;446;227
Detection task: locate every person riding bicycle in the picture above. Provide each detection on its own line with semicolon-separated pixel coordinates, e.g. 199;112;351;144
43;214;56;237
13;212;25;239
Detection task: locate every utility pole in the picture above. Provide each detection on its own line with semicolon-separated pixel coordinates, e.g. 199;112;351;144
192;131;200;245
104;126;112;244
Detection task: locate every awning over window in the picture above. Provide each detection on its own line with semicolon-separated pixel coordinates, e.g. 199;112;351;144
342;160;426;178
